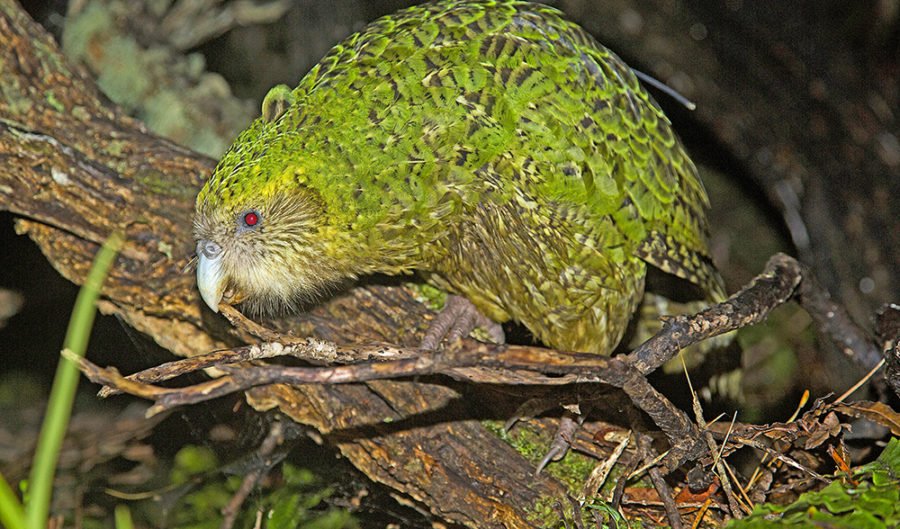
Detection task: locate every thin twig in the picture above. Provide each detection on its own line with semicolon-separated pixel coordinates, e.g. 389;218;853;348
637;434;683;529
722;458;754;514
97;338;402;397
683;359;744;519
221;421;285;529
724;436;829;483
834;358;885;403
579;433;631;501
690;498;713;529
220;303;284;342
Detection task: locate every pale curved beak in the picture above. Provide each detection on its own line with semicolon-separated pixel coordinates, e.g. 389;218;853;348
196;240;225;313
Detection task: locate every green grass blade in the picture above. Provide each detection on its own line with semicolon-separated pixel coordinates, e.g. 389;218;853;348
114;504;135;529
25;231;125;529
0;473;26;529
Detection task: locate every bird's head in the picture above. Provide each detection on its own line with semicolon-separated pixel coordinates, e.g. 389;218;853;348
192;126;345;315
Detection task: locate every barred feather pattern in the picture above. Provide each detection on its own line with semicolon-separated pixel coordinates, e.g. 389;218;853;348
194;0;724;354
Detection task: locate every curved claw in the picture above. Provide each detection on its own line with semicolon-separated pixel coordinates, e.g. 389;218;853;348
536;442;568;476
535;412;585;475
421;294;505;350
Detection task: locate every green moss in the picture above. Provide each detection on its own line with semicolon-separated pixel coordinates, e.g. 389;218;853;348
550;451;600;492
133;167;197;200
529;496;565;527
483;420;594;492
63;3;157;112
44;90;65;113
162;446;358;529
528;490;645;528
95;37;154;109
61;0;253;158
142;90;189;141
71;105;91;122
104;139;128;157
404;282;447;311
726;438;900;529
157;240;173;260
485;420;650;527
0;77;33;117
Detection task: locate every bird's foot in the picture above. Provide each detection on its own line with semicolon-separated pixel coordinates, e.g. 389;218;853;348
421;294;505;350
535;409;588;475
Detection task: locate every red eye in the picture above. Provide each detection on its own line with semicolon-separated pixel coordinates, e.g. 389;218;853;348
243;212;259;227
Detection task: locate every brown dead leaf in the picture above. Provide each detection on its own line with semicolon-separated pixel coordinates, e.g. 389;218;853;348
804;411;843;449
674;476;720;504
833;401;900;436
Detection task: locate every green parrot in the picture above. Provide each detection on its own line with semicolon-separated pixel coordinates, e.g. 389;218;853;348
193;0;725;358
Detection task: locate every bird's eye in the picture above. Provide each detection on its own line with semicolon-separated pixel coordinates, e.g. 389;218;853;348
240;210;261;229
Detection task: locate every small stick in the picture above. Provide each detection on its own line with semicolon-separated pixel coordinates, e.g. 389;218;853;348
682;360;743;519
626;253;802;375
723;435;828;483
220;421;285;529
834;358;885;404
637;434;683;529
220;303;283;342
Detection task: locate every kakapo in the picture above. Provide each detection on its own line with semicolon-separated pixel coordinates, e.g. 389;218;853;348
193;0;725;358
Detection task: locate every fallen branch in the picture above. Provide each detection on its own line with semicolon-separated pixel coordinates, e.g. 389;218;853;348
76;253;873;475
